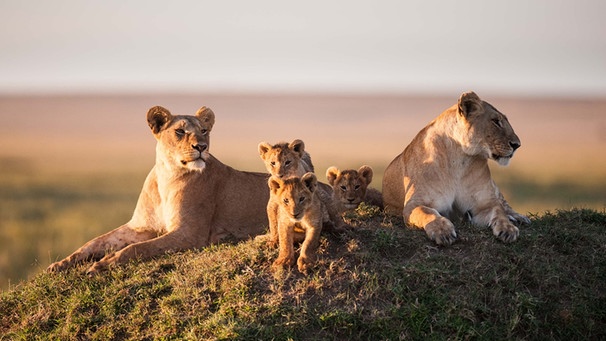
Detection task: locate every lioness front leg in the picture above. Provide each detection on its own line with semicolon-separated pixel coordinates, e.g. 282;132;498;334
46;224;158;272
405;205;457;245
86;230;197;275
472;204;519;243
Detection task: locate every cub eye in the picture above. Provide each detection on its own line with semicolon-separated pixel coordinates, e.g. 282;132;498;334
299;196;305;203
340;186;347;192
354;185;361;191
175;129;185;136
270;161;276;167
283;198;289;205
284;160;291;166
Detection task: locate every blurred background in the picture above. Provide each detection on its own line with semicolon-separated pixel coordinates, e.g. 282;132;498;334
1;0;604;290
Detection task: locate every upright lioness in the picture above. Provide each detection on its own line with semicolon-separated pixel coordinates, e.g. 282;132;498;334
382;91;530;245
47;106;270;274
326;165;383;212
269;173;324;274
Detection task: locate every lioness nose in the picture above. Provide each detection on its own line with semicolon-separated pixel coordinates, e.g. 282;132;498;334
509;141;520;151
193;143;208;152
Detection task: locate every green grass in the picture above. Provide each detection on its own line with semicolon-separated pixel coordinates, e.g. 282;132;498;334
1;206;605;340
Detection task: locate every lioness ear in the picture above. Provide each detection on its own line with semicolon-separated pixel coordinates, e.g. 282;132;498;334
196;107;215;132
268;177;282;194
457;91;483;118
358;165;373;185
289;139;306;158
326;166;340;187
302;172;317;193
258;142;272;160
147;106;172;134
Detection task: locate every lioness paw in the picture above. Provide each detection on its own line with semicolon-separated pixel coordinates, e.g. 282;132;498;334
493;221;519;243
508;212;531;226
424;218;457;246
46;260;69;273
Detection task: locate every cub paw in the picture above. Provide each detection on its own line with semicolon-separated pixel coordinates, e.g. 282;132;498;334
297;255;315;274
424;217;457;246
272;256;295;270
493;220;519;243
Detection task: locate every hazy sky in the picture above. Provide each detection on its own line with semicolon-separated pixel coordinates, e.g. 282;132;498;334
1;0;604;96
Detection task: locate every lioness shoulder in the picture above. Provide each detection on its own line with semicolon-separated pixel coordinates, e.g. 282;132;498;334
382;91;529;246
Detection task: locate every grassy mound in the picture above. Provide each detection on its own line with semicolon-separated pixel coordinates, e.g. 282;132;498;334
1;207;605;340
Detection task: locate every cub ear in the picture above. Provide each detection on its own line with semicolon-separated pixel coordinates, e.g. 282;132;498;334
196;106;215;132
289;139;306;158
147;106;172;134
268;176;282;194
301;172;317;193
457;91;483;118
326;166;340;187
358;165;374;185
258;142;272;160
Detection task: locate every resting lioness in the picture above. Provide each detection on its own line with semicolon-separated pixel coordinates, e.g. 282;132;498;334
269;173;324;274
47;106;270;274
382;91;530;245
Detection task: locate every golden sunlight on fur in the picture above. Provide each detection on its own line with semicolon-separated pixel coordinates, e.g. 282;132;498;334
382;91;530;246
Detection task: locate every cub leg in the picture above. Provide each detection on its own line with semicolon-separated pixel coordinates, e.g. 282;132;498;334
255;200;279;247
297;220;322;273
273;222;295;270
404;205;457;245
86;230;198;275
46;224;158;272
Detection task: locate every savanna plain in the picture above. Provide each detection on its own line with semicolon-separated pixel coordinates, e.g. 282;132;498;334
0;93;605;339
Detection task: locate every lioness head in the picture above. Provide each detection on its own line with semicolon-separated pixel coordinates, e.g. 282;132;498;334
326;165;373;210
147;106;215;171
269;173;317;221
259;139;307;178
455;91;521;166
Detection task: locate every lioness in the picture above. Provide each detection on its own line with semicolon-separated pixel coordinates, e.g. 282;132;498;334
257;139;345;247
269;173;324;273
47;106;270;274
382;91;530;245
326;165;383;212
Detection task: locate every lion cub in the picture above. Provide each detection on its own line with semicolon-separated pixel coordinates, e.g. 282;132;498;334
269;173;324;273
258;139;345;247
326;165;383;213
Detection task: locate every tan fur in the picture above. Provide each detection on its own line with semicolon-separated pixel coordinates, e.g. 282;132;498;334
382;91;530;245
269;173;323;274
326;165;383;212
257;139;346;247
47;106;270;275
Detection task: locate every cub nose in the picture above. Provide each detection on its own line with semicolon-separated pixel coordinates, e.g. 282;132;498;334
192;143;208;152
509;141;521;151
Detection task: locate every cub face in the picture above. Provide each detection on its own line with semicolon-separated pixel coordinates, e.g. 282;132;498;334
456;92;521;166
147;106;215;171
259;139;306;178
269;173;317;221
326;165;373;210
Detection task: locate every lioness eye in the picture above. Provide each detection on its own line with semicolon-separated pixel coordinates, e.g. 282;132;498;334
175;129;185;136
340;186;347;192
492;118;502;128
201;129;208;135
